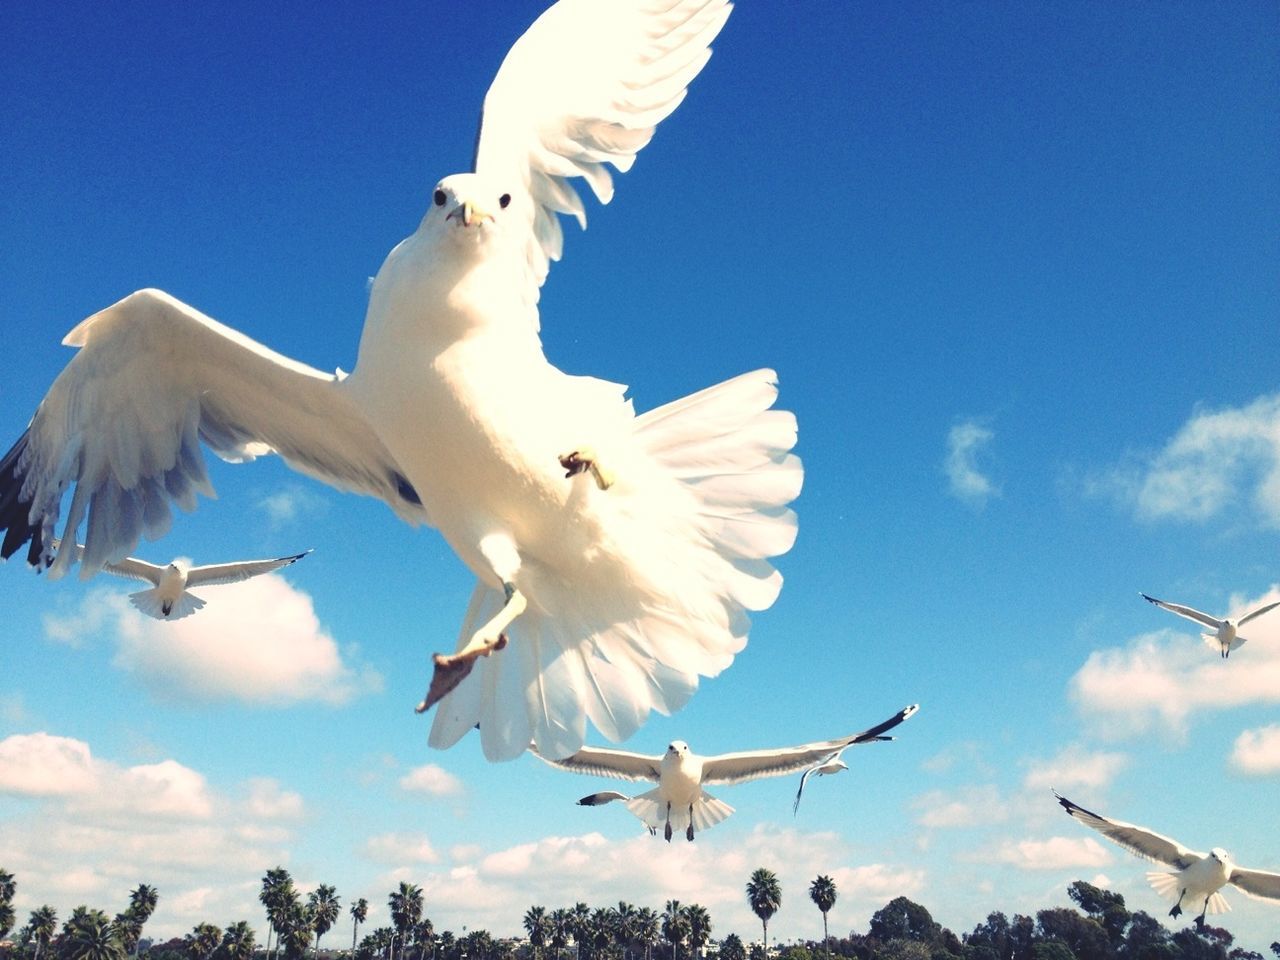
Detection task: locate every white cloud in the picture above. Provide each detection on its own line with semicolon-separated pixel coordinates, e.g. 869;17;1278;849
399;764;464;797
985;836;1112;871
945;420;1000;505
1111;393;1280;526
244;778;306;820
1230;724;1280;776
257;484;328;528
1022;745;1127;792
0;732;97;796
1069;586;1280;737
44;578;380;707
363;832;442;865
912;785;1009;829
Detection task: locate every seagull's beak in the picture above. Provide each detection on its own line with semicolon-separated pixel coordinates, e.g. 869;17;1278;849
447;200;494;227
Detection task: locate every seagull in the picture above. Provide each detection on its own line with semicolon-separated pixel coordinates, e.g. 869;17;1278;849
0;0;801;761
1055;792;1280;930
792;747;850;815
53;540;309;620
1140;592;1280;658
537;704;918;841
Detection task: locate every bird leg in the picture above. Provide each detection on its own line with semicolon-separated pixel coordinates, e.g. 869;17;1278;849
416;581;526;713
1168;890;1186;919
1194;897;1211;931
663;802;673;842
686;804;695;842
558;446;615;491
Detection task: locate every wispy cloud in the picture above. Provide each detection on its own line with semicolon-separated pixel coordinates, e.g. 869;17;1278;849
1094;393;1280;527
256;484;328;529
912;784;1010;829
42;577;381;707
1022;745;1127;792
399;764;465;797
945;420;1000;506
983;836;1112;871
1230;724;1280;776
1069;587;1280;738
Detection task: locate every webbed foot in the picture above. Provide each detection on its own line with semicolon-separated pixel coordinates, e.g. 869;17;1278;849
558;447;615;490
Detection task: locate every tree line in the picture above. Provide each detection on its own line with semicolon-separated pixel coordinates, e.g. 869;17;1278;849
1;866;1276;960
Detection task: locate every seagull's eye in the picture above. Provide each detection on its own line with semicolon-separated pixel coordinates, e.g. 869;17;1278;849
433;189;447;207
499;193;511;209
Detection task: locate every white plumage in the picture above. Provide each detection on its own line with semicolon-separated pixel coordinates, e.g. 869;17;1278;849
1056;792;1280;929
0;0;802;761
537;704;919;840
53;541;309;620
1140;591;1280;658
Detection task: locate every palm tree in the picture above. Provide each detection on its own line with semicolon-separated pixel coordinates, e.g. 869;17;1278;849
28;906;59;960
659;903;687;960
570;905;590;960
523;907;549;960
435;931;454;960
279;902;315;960
633;909;658;960
613;904;636;960
412;917;435;960
589;908;615;960
59;907;125;960
0;868;16;940
745;869;780;954
717;936;745;960
548;910;571;960
462;930;493;960
186;923;223;960
350;899;370;956
388;883;423;960
220;922;257;960
682;907;710;960
260;868;295;960
807;876;836;960
308;885;341;957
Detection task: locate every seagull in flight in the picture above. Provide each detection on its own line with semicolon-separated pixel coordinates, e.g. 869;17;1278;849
1056;792;1280;930
538;704;918;841
55;541;309;620
1140;592;1280;658
0;0;802;761
792;747;850;815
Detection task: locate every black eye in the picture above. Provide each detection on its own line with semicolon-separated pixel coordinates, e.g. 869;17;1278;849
433;189;447;207
499;193;511;209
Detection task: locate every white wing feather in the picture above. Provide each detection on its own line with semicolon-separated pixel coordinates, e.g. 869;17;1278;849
1141;594;1222;630
1056;794;1202;869
473;0;732;320
186;550;311;587
0;290;426;578
534;744;663;782
1230;866;1280;901
701;704;919;786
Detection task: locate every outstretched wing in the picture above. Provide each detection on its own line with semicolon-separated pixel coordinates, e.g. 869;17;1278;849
1055;793;1202;869
1;289;426;578
1140;593;1221;630
472;0;732;320
577;790;632;806
186;550;311;587
1237;599;1280;626
51;538;164;585
701;704;920;786
534;744;662;783
1230;866;1280;901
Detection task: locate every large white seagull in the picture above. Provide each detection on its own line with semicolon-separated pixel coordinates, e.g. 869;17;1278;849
0;0;801;761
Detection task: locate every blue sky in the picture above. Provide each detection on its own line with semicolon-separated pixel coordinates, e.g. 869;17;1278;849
2;0;1279;951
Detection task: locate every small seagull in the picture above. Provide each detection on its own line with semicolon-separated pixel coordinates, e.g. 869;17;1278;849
57;540;309;620
1140;592;1280;658
792;747;850;815
1055;792;1280;930
537;704;918;842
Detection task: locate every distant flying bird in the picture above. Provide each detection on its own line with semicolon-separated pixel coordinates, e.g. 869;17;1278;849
538;704;919;841
1055;792;1280;929
0;0;801;761
1140;592;1280;658
56;541;309;620
792;748;850;815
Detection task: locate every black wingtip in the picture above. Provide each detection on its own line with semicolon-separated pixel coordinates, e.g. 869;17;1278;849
0;430;42;566
1140;592;1159;604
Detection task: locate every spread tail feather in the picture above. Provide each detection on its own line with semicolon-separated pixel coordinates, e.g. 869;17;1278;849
622;788;735;836
129;588;205;621
428;369;801;761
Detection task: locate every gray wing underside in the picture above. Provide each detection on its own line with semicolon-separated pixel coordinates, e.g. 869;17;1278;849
186;551;311;587
701;703;919;786
1230;867;1280;901
535;744;662;783
1;289;426;579
1055;793;1201;869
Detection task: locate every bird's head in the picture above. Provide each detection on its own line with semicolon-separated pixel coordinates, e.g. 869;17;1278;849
666;741;689;758
424;174;516;241
170;558;192;574
1209;847;1231;864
